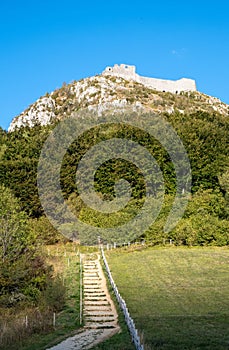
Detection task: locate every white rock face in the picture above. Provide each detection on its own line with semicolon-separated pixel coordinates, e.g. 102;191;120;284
8;74;136;132
8;96;56;132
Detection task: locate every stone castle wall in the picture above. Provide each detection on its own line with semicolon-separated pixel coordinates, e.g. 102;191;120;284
102;64;196;93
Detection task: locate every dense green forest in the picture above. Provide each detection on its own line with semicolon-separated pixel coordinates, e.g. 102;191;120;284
0;110;228;246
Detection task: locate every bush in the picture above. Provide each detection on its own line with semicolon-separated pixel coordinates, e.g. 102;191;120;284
40;275;66;312
171;214;229;246
30;216;66;245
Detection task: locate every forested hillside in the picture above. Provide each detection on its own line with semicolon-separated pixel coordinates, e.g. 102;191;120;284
0;108;228;246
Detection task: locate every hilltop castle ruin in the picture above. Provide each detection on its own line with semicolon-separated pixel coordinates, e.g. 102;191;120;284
102;64;196;93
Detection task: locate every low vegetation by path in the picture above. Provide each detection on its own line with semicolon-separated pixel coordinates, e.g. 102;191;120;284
106;246;229;350
0;244;81;350
0;244;134;350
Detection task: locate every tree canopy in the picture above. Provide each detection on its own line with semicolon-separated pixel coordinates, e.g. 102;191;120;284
0;110;228;246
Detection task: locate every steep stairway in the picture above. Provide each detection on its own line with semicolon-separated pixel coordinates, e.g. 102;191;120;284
82;253;119;330
46;253;120;350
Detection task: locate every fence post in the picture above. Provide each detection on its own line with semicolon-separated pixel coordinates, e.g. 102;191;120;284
53;312;56;327
97;235;101;248
25;315;28;328
79;253;83;325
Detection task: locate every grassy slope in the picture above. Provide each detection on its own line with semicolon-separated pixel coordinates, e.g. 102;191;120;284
106;246;229;350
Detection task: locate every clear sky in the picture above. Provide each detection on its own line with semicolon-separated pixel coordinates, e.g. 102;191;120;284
0;0;229;130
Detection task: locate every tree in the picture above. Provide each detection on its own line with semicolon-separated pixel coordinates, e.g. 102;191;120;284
219;169;229;197
0;185;35;262
30;216;65;244
170;189;229;246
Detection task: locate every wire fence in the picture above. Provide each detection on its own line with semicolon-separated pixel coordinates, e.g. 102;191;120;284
101;238;174;251
101;247;144;350
0;309;56;349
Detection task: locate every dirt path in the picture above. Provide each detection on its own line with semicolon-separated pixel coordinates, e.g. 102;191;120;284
46;253;120;350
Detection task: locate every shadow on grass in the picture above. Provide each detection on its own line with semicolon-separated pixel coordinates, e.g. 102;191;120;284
135;314;229;350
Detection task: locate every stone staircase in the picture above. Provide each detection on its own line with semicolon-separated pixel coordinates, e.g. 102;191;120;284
46;253;120;350
82;254;119;330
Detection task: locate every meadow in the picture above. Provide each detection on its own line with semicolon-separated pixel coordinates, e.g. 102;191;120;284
105;246;229;350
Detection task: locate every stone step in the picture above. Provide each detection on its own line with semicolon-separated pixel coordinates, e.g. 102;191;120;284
85;316;116;322
84;310;114;316
84;300;110;306
84;262;98;265
84;289;105;292
84;270;99;274
84;293;106;298
84;297;108;301
84;306;113;312
84;275;99;278
84;291;106;296
84;290;102;294
84;280;101;283
85;322;117;329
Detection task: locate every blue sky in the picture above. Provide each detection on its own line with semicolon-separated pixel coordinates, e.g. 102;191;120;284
0;0;229;130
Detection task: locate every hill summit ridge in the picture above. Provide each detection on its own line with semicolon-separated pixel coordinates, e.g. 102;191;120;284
8;65;229;132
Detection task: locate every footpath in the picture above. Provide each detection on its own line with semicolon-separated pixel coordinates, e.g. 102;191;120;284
46;253;120;350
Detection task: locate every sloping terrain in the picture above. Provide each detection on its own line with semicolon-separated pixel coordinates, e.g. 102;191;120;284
8;74;229;132
46;253;120;350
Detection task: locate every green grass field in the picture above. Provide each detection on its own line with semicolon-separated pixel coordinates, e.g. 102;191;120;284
105;246;229;350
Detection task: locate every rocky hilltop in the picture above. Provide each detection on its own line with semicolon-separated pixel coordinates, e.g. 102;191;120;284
8;67;229;132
